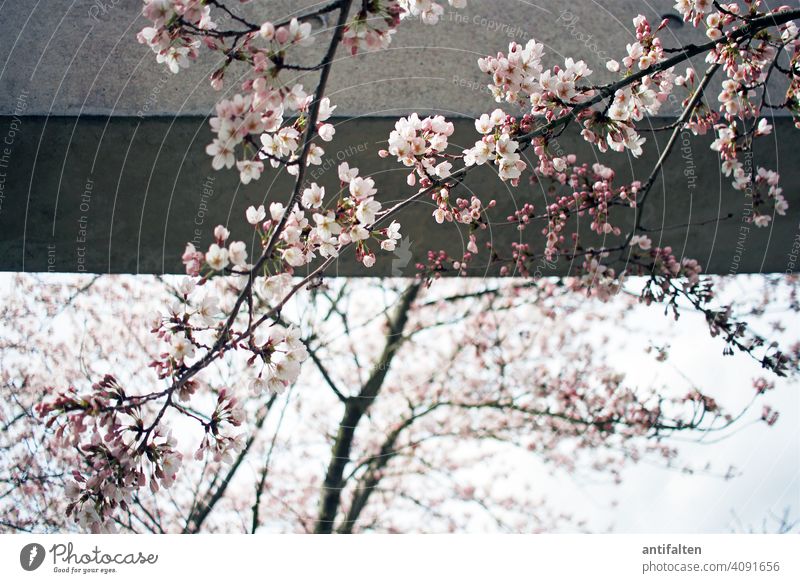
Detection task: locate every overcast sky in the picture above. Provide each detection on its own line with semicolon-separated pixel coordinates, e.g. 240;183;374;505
539;289;800;533
2;273;797;533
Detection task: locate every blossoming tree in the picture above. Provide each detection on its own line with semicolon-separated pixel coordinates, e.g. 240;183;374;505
1;0;799;533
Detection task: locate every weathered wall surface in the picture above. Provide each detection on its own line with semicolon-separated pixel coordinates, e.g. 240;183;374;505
0;0;777;117
1;116;797;276
0;1;798;275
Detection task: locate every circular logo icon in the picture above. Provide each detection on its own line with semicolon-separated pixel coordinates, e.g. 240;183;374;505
20;543;46;571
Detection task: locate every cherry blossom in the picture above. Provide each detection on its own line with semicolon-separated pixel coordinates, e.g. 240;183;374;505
9;0;796;534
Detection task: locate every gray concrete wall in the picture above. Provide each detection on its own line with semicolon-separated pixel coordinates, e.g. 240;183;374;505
2;0;792;118
1;115;797;276
0;1;798;276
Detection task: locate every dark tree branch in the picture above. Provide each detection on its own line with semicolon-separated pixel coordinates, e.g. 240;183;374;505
251;391;293;533
314;282;422;533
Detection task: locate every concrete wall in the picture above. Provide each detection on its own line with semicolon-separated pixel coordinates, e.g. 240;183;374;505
0;0;798;276
1;115;797;276
2;0;789;117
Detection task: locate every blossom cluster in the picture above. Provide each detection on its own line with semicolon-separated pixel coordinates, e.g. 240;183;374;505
138;1;467;180
36;376;183;532
137;1;207;74
524;161;639;260
593;15;674;156
137;1;314;78
384;113;455;173
36;0;795;535
194;389;246;463
247;326;308;396
463;109;528;182
673;1;797;216
137;1;327;184
180;224;248;279
206;92;337;185
233;167;402;270
342;0;467;54
381;113;501;226
672;0;715;27
401;5;799;287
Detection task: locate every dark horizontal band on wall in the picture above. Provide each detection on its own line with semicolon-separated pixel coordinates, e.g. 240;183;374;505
0;115;797;276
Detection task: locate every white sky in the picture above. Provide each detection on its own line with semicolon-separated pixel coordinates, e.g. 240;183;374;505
1;272;797;533
537;293;800;533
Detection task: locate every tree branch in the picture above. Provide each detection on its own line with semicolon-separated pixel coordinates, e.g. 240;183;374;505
185;396;276;533
313;282;422;533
